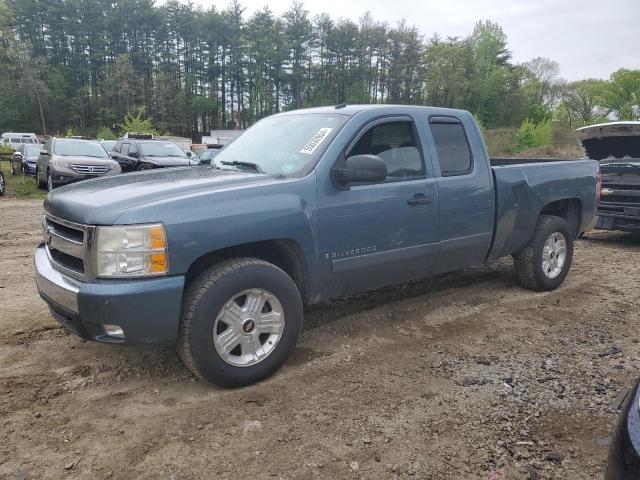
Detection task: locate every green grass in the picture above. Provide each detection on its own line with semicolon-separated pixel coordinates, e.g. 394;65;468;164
0;159;47;200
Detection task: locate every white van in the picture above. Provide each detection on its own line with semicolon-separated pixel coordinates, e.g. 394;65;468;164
1;132;40;150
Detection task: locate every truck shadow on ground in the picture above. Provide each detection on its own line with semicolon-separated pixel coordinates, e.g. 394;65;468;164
302;261;515;331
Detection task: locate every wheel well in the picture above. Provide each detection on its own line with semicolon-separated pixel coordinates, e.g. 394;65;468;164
184;240;308;301
540;198;582;237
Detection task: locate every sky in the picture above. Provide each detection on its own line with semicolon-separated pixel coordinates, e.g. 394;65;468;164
187;0;640;81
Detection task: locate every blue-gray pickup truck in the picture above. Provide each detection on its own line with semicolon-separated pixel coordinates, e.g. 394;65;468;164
35;105;600;387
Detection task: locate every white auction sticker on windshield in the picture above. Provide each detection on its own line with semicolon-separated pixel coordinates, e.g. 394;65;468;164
300;128;333;155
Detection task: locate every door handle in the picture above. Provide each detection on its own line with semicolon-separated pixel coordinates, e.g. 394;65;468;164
407;193;433;206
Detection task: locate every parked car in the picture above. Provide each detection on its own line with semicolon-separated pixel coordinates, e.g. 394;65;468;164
196;147;221;165
99;140;117;153
10;143;43;176
605;378;640;479
1;132;39;151
36;137;121;191
110;138;199;171
576;122;640;233
35;105;599;387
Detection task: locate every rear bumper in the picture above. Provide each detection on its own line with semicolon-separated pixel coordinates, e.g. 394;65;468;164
34;244;184;344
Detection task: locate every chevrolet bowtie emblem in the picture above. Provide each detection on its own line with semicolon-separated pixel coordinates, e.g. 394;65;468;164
601;188;614;196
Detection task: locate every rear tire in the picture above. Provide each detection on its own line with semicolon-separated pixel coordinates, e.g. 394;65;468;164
513;215;574;292
179;258;303;388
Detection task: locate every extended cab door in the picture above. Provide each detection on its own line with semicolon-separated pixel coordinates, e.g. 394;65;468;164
316;115;439;298
425;114;494;273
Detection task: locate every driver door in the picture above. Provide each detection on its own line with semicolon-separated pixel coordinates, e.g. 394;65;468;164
316;116;440;298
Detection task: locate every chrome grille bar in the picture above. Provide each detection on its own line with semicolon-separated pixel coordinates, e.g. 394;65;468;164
70;164;110;175
43;213;95;281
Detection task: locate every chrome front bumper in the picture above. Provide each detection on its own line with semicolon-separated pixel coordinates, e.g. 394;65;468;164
34;242;185;344
34;244;80;313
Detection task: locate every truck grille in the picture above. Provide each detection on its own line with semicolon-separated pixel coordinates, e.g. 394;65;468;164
598;181;640;216
43;213;95;280
70;164;110;175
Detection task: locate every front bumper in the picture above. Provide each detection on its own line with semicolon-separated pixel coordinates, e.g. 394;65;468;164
49;166;120;188
22;161;37;175
595;213;640;233
34;244;185;344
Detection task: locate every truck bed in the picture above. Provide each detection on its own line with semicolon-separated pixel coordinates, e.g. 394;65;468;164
486;158;599;261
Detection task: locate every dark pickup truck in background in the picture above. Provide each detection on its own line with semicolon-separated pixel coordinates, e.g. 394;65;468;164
35;105;599;387
577;121;640;233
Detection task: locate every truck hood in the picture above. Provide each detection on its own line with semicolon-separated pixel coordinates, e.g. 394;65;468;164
576;122;640;161
44;166;280;225
141;155;199;167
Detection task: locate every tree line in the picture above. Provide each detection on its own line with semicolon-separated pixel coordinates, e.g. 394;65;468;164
1;0;638;138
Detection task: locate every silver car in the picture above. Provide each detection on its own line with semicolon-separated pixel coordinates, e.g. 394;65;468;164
37;138;121;191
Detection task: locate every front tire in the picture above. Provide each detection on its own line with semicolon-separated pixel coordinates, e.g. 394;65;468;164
36;168;46;189
179;258;303;387
513;215;574;292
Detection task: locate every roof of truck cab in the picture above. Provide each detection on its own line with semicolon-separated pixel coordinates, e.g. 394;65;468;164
276;104;471;117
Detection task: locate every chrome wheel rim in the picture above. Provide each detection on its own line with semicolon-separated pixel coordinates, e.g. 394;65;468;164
213;288;285;367
542;232;567;279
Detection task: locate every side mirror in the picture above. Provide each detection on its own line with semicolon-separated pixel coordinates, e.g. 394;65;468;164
40;150;50;156
129;151;139;158
333;154;387;186
14;151;22;158
199;158;211;165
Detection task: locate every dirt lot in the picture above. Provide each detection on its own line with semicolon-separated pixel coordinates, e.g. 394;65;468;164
1;198;639;480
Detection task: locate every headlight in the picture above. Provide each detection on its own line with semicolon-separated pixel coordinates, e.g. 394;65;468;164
95;224;168;277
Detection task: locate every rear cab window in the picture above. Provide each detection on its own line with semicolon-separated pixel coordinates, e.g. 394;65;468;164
428;117;473;177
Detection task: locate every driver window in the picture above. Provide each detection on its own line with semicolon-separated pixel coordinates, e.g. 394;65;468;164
348;121;425;182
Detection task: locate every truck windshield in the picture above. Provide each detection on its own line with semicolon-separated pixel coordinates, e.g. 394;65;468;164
213;113;348;176
140;142;187;157
53;139;108;158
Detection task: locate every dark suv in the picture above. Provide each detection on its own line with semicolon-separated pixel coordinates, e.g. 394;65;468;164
110;138;199;172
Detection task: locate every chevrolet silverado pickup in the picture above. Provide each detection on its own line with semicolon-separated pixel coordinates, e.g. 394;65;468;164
35;105;600;387
576;121;640;232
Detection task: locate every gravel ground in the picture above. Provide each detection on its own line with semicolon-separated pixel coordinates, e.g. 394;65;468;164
1;198;639;480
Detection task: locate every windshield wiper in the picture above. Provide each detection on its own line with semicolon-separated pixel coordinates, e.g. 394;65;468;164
220;160;264;173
